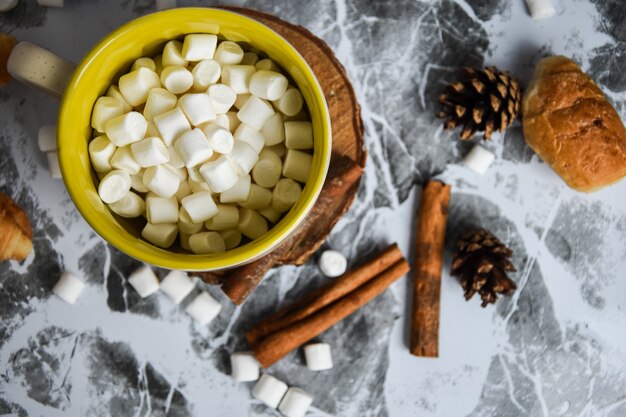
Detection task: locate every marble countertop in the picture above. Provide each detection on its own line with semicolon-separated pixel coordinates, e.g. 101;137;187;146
1;0;626;416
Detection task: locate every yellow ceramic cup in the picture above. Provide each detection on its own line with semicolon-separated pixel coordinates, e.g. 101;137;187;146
56;8;331;271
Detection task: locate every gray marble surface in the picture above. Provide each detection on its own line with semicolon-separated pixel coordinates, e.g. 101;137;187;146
1;0;626;416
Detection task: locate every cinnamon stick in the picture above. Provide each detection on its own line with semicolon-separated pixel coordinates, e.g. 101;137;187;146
246;243;403;345
410;180;451;357
253;259;410;367
219;154;364;305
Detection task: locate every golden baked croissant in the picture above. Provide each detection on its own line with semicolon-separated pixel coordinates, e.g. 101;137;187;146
0;192;33;261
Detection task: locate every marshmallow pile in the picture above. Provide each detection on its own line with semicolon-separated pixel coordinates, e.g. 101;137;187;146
89;34;313;253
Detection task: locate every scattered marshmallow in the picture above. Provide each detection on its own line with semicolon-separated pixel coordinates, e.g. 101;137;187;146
318;250;347;277
284;121;313;150
146;194;179;224
174;128;213;168
141;222;178;248
154;107;191;146
214;41;244;65
252;374;288;409
250;70;288;101
188;231;225;254
91;97;125;133
463;144;495;174
219;229;242;250
282;149;312;183
255;58;280;72
271;178;302;213
237;96;275;130
230;352;260;382
53;272;85;304
203;123;234;154
182;34;217;61
89;136;117;173
127;265;160;298
155;0;176;10
37;0;63;6
143;88;177;121
181;191;218;223
221;64;256;94
108;191;145;218
304;343;333;371
204;204;239;231
208;83;237;114
159;270;194;304
110;146;141;174
119;67;160;106
192;59;221;90
185;291;222;324
199;156;239;192
227;141;259;175
234;124;265;153
161;65;193;94
238;208;268;240
273;87;304;117
525;0;556;19
131;137;170;167
143;164;180;198
220;175;251;204
278;388;314;417
178;207;204;234
252;149;282;188
105;112;148;147
47;151;62;179
178;93;216;126
261;113;285;146
98;170;131;204
0;0;18;12
161;40;188;67
131;57;156;72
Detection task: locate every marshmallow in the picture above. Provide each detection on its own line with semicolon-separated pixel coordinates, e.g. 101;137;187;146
179;232;192;251
154;107;191;146
252;374;288;409
230;352;260;382
463;144;495;175
238;208;268;240
272;178;302;213
106;85;132;112
178;207;204;234
214;113;230;130
273;87;304;117
282;149;312;183
233;93;251;110
154;54;163;74
255;59;281;72
220;175;251;203
159;270;194;304
208;83;237;114
227;141;259;175
108;191;145;218
178;93;216;126
188;178;211;194
161;65;193;94
98;170;131;204
110;146;141;175
174;128;213;168
165;164;187;182
141;222;178;248
155;0;176;10
145;120;160;138
161;40;188;67
37;0;63;5
204;204;239;231
131;57;156;72
525;0;556;19
221;65;256;94
127;265;160;298
91;97;125;133
168;146;185;168
199;156;239;193
214;41;244;65
224;111;241;133
278;388;314;417
219;229;242;250
0;0;18;12
241;52;260;66
233;124;265;153
119;67;161;106
181;191;218;223
174;179;192;201
192;59;221;90
105;112;148;147
52;271;85;304
182;34;217;61
188;231;226;254
186;291;222;324
237;96;275;131
285;121;313;150
284;110;308;122
252;149;282;188
89;135;117;173
266;143;286;158
187;164;204;183
203;123;234;154
319;250;347;277
304;343;333;371
131;137;170;167
240;184;272;210
250;70;288;101
146;195;179;224
143;164;180;197
258;206;281;224
130;171;149;192
261;113;285;146
143;88;178;121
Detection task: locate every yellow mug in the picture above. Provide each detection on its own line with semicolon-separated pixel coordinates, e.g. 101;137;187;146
8;8;332;271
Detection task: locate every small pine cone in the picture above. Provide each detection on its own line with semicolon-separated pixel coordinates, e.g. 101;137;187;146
451;229;517;307
438;67;522;140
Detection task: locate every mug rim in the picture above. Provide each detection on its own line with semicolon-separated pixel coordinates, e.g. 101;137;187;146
58;7;332;271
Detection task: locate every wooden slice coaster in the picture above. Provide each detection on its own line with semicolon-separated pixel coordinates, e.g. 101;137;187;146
194;7;366;304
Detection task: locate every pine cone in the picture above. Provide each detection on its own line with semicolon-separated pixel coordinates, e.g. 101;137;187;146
0;192;33;262
438;67;522;140
451;229;517;307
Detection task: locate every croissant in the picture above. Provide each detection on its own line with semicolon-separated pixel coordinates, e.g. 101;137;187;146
0;192;33;261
